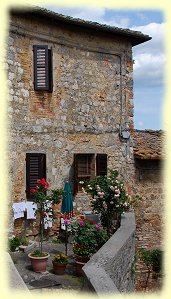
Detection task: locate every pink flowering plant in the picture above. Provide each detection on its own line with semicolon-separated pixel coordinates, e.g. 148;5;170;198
85;170;130;233
70;216;109;260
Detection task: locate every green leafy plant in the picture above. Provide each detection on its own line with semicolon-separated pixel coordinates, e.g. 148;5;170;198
139;248;162;271
151;249;162;269
52;239;62;244
19;236;29;246
50;189;64;204
52;252;68;264
8;236;21;252
31;250;48;257
138;248;163;289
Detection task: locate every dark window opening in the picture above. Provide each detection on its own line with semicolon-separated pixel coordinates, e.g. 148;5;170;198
96;153;107;176
26;153;46;200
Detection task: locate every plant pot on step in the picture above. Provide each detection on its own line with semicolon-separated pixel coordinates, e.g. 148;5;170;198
74;255;89;276
28;252;50;272
52;261;67;275
75;254;89;263
75;260;86;276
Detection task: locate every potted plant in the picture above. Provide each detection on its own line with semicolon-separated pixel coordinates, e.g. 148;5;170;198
8;236;21;252
52;252;68;275
51;188;64;210
28;178;63;272
85;170;130;235
151;249;162;274
138;247;163;289
70;216;108;275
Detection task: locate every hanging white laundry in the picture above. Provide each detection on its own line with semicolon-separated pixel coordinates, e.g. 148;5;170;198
26;202;37;219
12;202;26;220
60;218;71;231
44;201;53;229
44;219;49;230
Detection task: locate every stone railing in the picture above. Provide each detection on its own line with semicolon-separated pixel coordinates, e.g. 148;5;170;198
82;210;136;294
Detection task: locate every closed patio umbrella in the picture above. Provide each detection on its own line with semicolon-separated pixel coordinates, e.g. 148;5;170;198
61;181;74;255
61;181;74;218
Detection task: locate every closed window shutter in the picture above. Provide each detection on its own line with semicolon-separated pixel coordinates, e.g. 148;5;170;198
26;153;46;200
96;154;107;176
33;45;52;91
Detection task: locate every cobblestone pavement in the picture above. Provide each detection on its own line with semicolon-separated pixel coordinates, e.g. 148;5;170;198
9;241;85;294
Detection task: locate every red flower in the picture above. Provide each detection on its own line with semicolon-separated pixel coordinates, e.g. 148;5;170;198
36;179;41;184
89;220;94;225
30;188;36;193
45;183;49;189
80;215;85;220
41;178;46;186
36;185;40;190
42;212;47;217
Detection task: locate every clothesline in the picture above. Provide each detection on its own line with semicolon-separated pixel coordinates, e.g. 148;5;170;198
12;201;53;229
12;201;37;220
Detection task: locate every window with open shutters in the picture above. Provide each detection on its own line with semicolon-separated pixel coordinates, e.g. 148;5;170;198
26;153;46;200
74;153;107;193
33;45;53;92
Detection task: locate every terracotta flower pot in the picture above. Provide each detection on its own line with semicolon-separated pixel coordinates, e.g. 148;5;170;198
75;260;86;276
52;261;67;275
28;253;50;272
75;254;89;263
74;255;89;276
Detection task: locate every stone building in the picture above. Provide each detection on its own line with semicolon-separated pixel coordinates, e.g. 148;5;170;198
6;6;164;253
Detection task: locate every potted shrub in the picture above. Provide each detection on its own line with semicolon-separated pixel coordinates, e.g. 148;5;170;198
151;249;162;274
85;170;130;235
70;216;109;275
28;178;63;272
8;236;21;252
52;252;68;275
138;247;163;289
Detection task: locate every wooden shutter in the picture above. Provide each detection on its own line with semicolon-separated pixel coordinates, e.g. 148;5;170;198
33;45;52;91
48;47;53;92
26;153;46;199
96;154;107;176
74;154;78;194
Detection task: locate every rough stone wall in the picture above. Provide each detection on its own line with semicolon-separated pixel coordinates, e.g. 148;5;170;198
83;211;136;293
133;159;164;290
6;14;135;237
134;160;164;249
